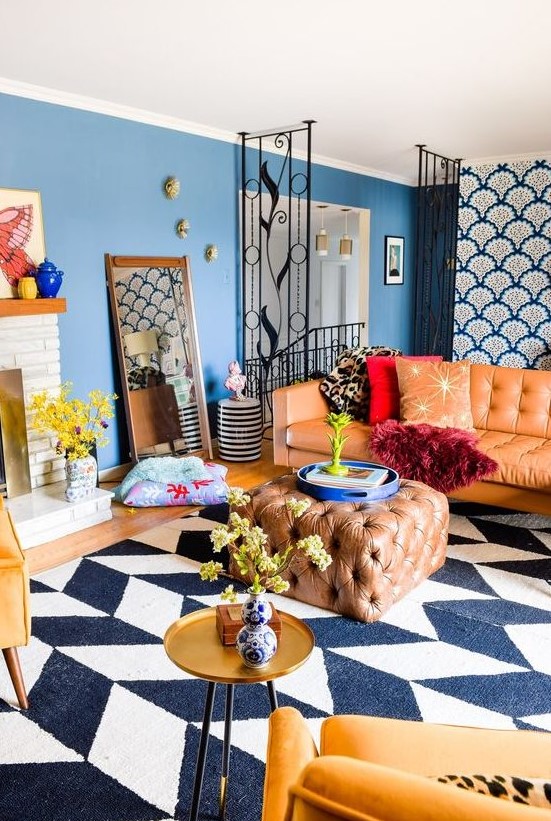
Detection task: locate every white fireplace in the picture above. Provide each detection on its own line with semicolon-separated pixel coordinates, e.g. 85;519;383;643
0;302;113;549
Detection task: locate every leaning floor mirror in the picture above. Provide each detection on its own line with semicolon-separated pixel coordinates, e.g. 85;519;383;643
105;255;212;463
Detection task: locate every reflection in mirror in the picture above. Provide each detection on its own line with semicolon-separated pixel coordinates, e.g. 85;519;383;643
105;255;212;463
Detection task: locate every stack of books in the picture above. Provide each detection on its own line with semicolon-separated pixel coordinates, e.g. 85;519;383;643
304;464;389;489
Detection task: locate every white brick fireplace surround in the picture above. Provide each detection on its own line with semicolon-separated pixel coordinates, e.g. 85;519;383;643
0;303;113;549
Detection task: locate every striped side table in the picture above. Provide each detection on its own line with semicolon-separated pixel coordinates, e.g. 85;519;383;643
217;398;263;461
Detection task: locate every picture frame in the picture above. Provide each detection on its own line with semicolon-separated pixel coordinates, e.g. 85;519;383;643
384;235;404;285
0;188;46;299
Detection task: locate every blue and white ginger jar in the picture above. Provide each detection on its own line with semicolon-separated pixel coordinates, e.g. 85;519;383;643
236;591;277;668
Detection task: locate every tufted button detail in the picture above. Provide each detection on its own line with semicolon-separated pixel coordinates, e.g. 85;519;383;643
229;472;449;623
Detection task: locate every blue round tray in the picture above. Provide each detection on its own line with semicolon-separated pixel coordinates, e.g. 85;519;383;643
297;460;399;502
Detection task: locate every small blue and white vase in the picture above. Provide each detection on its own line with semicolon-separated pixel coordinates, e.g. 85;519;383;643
236;590;277;668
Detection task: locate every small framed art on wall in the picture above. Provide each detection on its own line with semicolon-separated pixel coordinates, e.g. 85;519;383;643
384;236;404;285
0;188;46;298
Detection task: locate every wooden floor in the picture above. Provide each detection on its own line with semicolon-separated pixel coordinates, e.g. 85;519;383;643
26;439;288;575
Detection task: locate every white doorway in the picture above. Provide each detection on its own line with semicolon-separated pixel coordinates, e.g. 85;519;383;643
309;203;370;344
319;261;347;327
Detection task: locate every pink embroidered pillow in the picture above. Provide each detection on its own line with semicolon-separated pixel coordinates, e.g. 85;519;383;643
123;462;229;507
123;478;229;507
366;355;442;424
396;358;474;429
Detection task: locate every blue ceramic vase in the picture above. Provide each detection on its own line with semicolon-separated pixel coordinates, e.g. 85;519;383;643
35;258;64;298
236;591;277;668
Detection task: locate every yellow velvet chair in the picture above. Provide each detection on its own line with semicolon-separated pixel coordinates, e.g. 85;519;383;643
0;497;31;709
263;707;551;821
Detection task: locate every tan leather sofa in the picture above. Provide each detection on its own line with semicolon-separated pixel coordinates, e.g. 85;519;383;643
263;706;551;821
273;363;551;515
0;498;31;709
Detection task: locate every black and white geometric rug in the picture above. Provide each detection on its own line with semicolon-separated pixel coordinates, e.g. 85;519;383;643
1;500;550;821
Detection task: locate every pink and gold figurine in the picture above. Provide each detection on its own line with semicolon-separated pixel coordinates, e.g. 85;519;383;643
224;360;247;401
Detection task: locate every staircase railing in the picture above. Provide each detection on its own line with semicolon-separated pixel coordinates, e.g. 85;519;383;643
245;321;364;424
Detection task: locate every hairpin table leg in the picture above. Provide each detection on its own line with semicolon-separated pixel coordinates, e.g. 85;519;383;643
267;680;278;712
219;684;234;818
189;681;216;821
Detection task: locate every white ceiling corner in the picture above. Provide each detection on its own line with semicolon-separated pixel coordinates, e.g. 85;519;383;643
0;0;550;183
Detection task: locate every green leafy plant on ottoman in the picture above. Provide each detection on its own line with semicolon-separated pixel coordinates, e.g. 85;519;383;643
324;411;353;476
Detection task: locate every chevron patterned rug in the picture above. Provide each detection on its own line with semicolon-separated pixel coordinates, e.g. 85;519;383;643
1;500;550;821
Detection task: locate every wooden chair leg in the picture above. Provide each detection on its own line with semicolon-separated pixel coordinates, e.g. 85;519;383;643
2;647;29;709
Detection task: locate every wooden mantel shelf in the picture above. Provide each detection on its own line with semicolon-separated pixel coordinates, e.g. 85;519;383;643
0;298;67;318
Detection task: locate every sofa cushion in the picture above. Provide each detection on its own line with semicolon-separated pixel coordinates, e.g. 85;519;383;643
287;418;374;461
475;429;551;490
396;359;474;429
366;355;442;424
319;346;401;419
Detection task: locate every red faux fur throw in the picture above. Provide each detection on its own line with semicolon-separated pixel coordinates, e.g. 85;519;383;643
369;420;499;494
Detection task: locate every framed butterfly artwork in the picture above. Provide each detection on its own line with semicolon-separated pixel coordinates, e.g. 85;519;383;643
0;188;46;299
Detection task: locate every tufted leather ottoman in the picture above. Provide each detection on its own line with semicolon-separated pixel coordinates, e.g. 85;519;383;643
232;474;449;623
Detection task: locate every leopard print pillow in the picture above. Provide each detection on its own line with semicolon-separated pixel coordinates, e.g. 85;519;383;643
434;774;551;809
319;346;402;419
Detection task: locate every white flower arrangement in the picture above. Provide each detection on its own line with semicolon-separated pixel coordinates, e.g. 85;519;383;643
200;488;332;599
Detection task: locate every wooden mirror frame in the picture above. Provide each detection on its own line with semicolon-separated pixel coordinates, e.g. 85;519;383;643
105;254;212;463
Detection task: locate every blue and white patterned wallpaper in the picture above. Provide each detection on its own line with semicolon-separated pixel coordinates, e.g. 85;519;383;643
453;159;551;368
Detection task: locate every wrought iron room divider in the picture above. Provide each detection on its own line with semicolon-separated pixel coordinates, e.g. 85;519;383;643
413;145;462;359
240;122;314;423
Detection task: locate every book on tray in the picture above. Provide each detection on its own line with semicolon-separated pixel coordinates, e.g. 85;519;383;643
304;465;389;488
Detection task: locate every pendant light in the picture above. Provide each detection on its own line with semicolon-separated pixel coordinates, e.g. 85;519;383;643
339;208;353;261
316;205;329;256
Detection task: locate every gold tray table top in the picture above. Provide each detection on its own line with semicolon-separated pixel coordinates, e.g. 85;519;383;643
164;606;314;684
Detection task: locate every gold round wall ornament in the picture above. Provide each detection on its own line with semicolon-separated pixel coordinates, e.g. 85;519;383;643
176;219;190;239
164;177;181;199
205;244;218;263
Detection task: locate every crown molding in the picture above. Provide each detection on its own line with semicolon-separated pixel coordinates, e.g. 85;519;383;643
310;151;415;186
0;77;238;145
463;150;551;169
0;77;415;186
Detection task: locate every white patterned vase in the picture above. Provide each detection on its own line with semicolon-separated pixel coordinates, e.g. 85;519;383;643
236;590;277;669
65;454;97;502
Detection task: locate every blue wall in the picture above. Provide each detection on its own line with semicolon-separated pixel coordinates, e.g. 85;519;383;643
0;92;416;467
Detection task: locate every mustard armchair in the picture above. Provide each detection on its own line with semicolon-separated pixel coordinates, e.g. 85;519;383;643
263;707;551;821
0;498;31;709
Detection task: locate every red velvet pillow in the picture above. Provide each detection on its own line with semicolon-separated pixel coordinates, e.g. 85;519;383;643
366;355;442;424
370;420;498;493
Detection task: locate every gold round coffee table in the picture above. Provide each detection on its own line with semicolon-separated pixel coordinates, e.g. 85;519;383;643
164;607;314;821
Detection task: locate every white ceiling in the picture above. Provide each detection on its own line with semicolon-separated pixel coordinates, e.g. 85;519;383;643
1;0;550;184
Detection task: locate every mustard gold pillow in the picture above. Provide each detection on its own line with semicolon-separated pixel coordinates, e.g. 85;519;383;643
395;359;474;429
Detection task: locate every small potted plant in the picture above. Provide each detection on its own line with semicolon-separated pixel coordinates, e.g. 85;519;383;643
29;382;117;502
323;411;353;475
200;488;332;668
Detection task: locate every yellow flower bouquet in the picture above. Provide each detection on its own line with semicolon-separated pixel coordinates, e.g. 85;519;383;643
29;382;117;460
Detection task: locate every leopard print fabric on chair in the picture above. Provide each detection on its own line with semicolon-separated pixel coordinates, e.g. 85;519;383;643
319;345;402;419
434;774;551;808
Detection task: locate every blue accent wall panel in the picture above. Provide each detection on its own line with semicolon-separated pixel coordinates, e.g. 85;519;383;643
0;92;415;466
453;159;551;368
